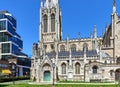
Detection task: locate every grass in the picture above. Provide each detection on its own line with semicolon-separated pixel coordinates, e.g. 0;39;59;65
0;80;120;87
0;84;119;87
59;81;85;83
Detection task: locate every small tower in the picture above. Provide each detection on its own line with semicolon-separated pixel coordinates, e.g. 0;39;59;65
66;34;70;51
105;23;108;32
111;0;118;38
93;25;98;49
94;25;97;39
112;0;116;14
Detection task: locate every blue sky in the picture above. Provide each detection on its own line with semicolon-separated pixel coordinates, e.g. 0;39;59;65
0;0;120;56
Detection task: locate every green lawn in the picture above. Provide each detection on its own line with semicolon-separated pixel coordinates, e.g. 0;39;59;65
0;80;119;87
0;84;119;87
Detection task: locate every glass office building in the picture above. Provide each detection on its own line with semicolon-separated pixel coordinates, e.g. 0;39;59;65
0;11;31;77
0;11;23;60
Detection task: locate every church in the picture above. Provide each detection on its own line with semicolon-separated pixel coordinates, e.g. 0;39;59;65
31;0;120;83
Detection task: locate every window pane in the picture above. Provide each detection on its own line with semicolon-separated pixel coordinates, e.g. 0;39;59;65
0;20;6;30
0;32;8;42
83;43;88;51
71;44;76;52
62;63;66;74
2;43;10;53
51;14;55;32
60;45;65;52
75;63;80;74
44;15;48;32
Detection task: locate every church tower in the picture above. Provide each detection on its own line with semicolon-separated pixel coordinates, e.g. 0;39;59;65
39;0;62;53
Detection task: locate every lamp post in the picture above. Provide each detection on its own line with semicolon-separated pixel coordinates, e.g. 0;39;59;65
52;58;55;86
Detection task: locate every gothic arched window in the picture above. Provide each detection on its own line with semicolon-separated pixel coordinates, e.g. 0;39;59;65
83;43;88;51
51;14;55;32
61;63;66;74
92;65;98;74
75;62;80;74
71;44;76;52
60;45;65;52
43;15;48;33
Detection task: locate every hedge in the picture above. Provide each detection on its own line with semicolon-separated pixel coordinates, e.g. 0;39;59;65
0;76;30;82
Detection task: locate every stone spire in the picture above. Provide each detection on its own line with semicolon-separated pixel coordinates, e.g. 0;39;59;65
44;0;50;8
102;29;104;37
66;34;69;51
90;32;92;39
113;0;116;13
40;0;43;7
93;25;98;49
69;45;72;66
67;34;69;41
94;25;97;39
78;32;80;40
53;0;58;5
105;23;108;32
90;31;93;43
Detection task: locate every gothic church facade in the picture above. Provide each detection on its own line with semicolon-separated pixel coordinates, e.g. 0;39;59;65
31;0;120;83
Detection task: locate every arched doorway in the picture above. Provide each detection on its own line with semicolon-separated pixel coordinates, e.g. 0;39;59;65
115;69;120;81
44;71;51;81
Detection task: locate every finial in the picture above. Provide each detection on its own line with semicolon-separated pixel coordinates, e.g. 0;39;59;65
40;0;43;7
90;32;92;39
113;0;116;13
105;23;108;32
67;34;69;41
53;0;58;5
113;0;116;7
94;25;97;33
94;25;97;38
78;32;80;40
94;25;96;30
102;29;104;37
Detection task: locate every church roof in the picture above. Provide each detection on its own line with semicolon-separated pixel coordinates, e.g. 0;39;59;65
86;50;98;57
46;50;98;58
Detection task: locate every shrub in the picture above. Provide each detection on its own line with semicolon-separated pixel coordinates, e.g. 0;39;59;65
33;77;36;81
0;76;30;82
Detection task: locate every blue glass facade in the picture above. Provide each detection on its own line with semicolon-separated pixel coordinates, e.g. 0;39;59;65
0;11;31;77
0;11;23;60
